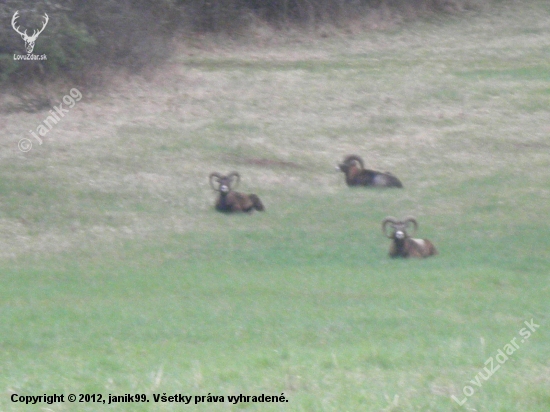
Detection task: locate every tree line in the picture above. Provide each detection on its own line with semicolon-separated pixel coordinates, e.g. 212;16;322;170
0;0;484;85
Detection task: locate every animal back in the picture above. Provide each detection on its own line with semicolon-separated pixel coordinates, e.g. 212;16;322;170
373;173;403;188
249;194;265;211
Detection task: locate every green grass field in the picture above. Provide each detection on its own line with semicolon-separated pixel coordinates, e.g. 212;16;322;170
1;1;549;411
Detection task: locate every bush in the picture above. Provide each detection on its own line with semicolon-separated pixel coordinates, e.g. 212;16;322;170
0;0;179;86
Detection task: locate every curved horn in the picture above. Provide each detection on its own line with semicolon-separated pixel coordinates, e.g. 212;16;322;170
404;217;418;236
227;171;240;189
209;172;223;191
343;155;364;169
382;216;398;238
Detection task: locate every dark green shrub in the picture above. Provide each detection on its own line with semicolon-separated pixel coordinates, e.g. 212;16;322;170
0;0;179;86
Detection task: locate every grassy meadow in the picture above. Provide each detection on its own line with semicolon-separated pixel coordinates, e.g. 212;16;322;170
1;1;549;411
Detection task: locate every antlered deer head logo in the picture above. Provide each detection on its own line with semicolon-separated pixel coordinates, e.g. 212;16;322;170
11;11;49;54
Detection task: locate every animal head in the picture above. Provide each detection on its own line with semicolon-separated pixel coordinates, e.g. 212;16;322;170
209;172;240;194
337;155;364;173
382;216;418;239
12;11;49;54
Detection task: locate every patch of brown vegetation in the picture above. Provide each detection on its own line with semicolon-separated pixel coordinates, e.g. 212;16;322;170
225;155;303;170
512;142;550;150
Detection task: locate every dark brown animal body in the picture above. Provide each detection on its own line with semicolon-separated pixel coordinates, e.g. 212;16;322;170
382;217;437;258
338;155;403;188
209;172;264;213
